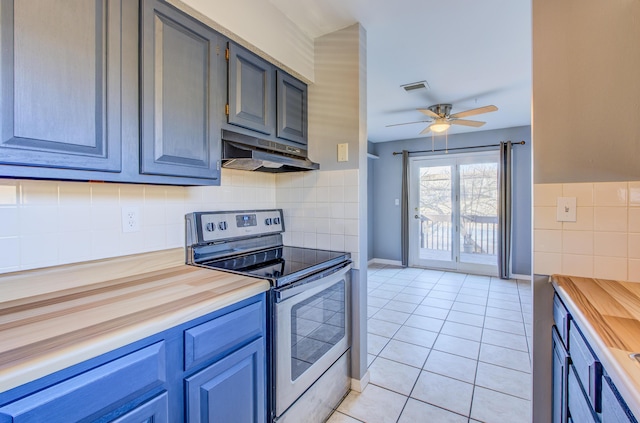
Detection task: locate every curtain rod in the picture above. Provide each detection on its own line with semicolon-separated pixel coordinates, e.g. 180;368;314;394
392;140;526;156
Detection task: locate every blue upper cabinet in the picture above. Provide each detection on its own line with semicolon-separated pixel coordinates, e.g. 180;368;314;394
0;0;122;172
227;43;274;135
226;43;308;148
139;0;222;181
276;70;308;146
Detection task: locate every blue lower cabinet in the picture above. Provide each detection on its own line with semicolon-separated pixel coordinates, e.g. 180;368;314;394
602;375;638;423
0;342;166;423
0;294;266;423
553;327;569;423
111;392;170;423
186;338;266;423
568;366;599;423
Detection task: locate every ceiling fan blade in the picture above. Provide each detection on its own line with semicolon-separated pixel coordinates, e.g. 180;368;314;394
451;119;486;127
385;120;432;128
419;125;433;135
449;105;498;119
417;108;440;119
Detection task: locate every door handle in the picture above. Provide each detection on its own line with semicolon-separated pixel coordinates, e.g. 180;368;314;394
414;215;419;219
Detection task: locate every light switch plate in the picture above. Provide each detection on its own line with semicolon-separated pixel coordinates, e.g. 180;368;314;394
556;197;577;222
338;143;349;162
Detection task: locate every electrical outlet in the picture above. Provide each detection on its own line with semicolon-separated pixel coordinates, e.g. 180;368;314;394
122;206;140;233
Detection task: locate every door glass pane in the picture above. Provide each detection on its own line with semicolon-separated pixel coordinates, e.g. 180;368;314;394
418;165;453;263
290;281;345;381
459;162;498;266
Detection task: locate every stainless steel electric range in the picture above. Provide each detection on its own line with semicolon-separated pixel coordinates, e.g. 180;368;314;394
186;209;352;423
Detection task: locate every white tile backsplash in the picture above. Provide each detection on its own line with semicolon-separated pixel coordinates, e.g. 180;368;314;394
594;182;628;206
534;206;562;230
534;184;563;207
2;169;363;274
594;207;628;232
562;183;594;207
276;169;362;269
0;169;277;274
562;231;593;255
534;181;640;281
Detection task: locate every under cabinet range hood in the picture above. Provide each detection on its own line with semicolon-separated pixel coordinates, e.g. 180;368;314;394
221;130;319;173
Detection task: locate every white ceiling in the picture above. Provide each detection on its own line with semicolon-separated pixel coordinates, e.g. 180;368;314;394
268;0;532;143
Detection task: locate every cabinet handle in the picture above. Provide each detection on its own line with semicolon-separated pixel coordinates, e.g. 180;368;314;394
588;361;602;413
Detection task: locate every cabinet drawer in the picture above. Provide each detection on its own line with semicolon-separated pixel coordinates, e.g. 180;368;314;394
0;342;166;422
568;366;598;423
569;320;602;412
602;375;638;423
553;294;570;348
184;300;263;370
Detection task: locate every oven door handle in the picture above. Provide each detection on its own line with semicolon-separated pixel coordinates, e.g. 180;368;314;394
275;261;351;302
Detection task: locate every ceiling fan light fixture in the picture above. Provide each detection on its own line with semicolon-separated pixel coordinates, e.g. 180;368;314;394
430;121;451;133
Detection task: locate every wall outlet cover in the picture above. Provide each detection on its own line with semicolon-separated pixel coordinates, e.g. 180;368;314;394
338;143;349;162
122;206;141;233
556;197;577;222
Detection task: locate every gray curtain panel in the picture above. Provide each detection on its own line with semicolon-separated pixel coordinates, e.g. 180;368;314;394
498;141;513;279
401;150;409;267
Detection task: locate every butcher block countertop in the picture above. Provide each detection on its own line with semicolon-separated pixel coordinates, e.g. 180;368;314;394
0;248;270;393
552;274;640;416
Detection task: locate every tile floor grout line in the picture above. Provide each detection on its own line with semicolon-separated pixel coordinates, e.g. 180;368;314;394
344;265;531;422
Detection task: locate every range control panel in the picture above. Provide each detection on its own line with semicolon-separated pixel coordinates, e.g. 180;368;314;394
195;209;284;243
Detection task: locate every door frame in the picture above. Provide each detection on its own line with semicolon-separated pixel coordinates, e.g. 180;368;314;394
408;151;499;276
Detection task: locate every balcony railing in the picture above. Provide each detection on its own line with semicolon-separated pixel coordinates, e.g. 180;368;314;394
419;214;498;255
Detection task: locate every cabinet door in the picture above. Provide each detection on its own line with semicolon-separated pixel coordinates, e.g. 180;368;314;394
227;43;273;135
601;376;638;423
186;338;266;423
276;71;307;146
111;392;169;423
553;327;569;423
0;0;122;172
140;0;221;180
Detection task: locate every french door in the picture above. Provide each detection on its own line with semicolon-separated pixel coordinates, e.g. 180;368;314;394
409;152;499;275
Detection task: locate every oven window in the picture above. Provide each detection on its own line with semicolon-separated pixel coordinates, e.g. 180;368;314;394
290;280;346;381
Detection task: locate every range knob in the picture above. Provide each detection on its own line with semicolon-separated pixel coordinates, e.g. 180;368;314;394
205;222;215;232
265;218;272;226
218;221;228;230
273;217;281;225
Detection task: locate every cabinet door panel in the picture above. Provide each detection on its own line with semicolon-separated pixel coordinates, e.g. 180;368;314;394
601;376;638;423
111;392;169;423
228;44;273;135
0;0;121;172
140;0;220;180
186;338;265;423
276;71;307;145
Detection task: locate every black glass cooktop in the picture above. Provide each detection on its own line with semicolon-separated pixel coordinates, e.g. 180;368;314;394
199;246;350;287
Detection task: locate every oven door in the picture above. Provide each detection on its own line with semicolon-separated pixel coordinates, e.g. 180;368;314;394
274;261;351;417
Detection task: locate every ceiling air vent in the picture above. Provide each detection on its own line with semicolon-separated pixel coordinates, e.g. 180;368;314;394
401;80;429;92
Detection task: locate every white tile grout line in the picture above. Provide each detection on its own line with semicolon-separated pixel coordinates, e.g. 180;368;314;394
346;265;533;422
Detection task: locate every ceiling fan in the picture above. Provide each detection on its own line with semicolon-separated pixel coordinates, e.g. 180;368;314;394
389;103;498;134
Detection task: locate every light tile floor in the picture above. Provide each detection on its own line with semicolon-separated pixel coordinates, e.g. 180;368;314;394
329;264;532;423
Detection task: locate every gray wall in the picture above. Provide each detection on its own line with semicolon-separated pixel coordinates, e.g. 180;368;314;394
369;125;532;275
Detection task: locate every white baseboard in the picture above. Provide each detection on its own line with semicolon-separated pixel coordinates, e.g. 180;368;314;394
368;258;403;266
350;370;370;393
511;273;532;281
